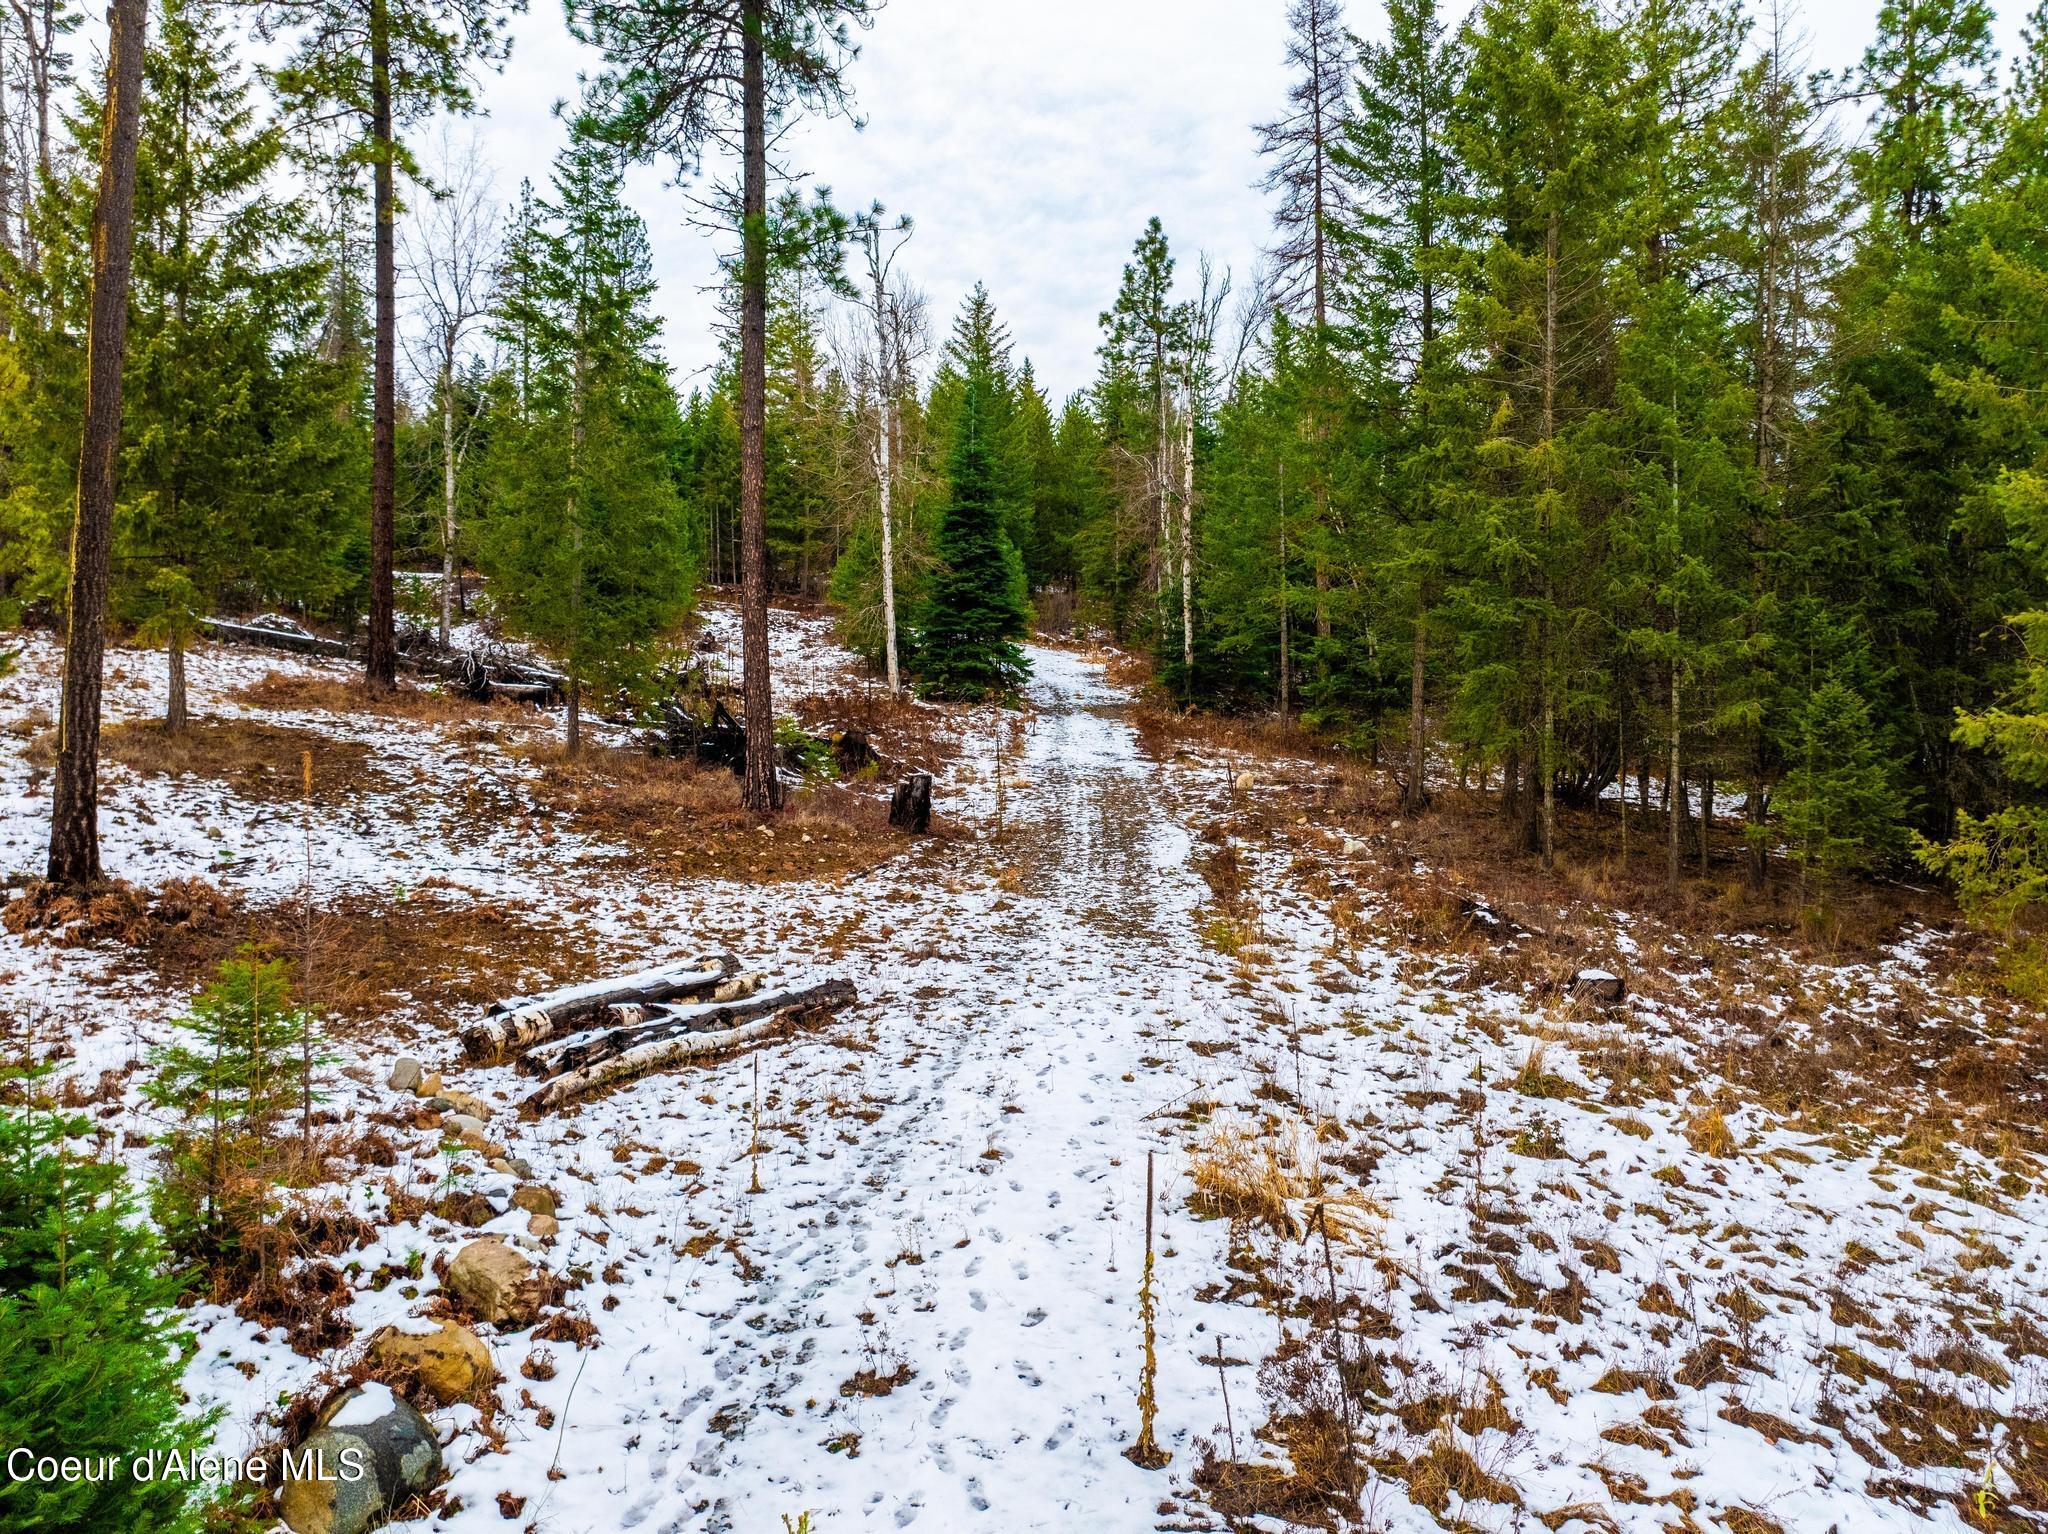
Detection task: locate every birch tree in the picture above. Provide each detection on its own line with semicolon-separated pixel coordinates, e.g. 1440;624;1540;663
847;201;910;692
402;134;497;647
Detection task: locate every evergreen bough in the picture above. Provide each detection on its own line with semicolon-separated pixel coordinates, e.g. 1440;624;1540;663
0;1067;215;1534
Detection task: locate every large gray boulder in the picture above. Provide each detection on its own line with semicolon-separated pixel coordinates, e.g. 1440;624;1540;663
277;1382;441;1534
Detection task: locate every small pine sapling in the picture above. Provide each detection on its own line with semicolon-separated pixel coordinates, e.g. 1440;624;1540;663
144;951;329;1284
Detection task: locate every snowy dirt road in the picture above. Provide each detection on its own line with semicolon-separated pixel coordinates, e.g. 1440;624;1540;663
505;646;1252;1531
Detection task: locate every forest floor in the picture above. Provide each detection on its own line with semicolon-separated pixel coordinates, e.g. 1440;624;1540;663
2;600;2046;1533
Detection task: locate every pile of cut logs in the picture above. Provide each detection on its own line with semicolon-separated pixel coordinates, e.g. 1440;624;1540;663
459;954;857;1113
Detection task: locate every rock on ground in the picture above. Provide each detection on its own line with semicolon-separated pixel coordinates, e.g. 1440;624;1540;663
446;1236;549;1328
277;1382;440;1534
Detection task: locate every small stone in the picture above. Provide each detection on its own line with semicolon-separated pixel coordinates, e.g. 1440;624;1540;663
487;1158;513;1174
414;1071;442;1098
447;1112;486;1138
527;1213;559;1239
278;1383;441;1534
438;1089;491;1120
447;1236;550;1328
1570;968;1626;1006
1341;838;1366;856
510;1158;537;1180
511;1185;556;1218
386;1057;423;1092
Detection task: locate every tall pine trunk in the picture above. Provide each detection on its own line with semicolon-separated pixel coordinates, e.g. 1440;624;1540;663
166;628;188;733
46;0;146;890
737;0;780;811
365;0;398;692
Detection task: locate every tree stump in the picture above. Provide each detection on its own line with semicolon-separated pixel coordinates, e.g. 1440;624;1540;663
889;773;933;834
835;728;875;778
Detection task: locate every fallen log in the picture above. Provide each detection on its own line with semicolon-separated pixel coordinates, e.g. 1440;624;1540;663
201;616;353;659
520;980;858;1113
519;978;852;1080
461;954;737;1063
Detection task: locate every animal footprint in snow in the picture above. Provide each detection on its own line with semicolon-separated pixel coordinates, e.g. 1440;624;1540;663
1012;1360;1043;1387
1009;1258;1030;1280
893;1492;924;1527
948;1327;972;1352
966;1477;991;1512
968;1288;987;1312
1021;1307;1047;1327
1042;1415;1074;1450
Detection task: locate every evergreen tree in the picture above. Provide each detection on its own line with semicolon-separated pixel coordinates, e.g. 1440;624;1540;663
571;0;880;812
1255;0;1351;329
479;138;696;753
263;0;519;692
1917;16;2048;959
1334;0;1468;806
1447;0;1636;866
914;363;1030;700
144;953;327;1278
0;0;358;725
0;1069;216;1534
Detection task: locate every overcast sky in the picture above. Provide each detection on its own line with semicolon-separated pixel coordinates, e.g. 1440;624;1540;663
461;0;2035;404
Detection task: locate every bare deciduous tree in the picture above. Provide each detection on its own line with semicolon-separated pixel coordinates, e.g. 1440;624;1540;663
402;133;499;647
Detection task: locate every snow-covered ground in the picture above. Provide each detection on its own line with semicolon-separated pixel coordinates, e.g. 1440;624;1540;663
2;610;2044;1533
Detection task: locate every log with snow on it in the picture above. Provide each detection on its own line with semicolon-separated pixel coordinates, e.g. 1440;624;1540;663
518;978;849;1081
201;615;354;659
460;954;738;1064
519;979;859;1114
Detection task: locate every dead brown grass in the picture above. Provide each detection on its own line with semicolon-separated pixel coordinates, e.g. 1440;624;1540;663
233;668;506;724
520;742;912;883
28;716;397;803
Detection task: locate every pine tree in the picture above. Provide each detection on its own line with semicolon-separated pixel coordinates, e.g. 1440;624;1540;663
1916;14;2048;957
1334;0;1467;807
40;0;145;889
1810;0;2016;839
479;138;696;753
1254;0;1350;329
143;953;325;1278
1095;218;1190;645
1448;0;1636;867
0;0;360;732
914;362;1030;701
571;0;880;811
263;0;518;692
